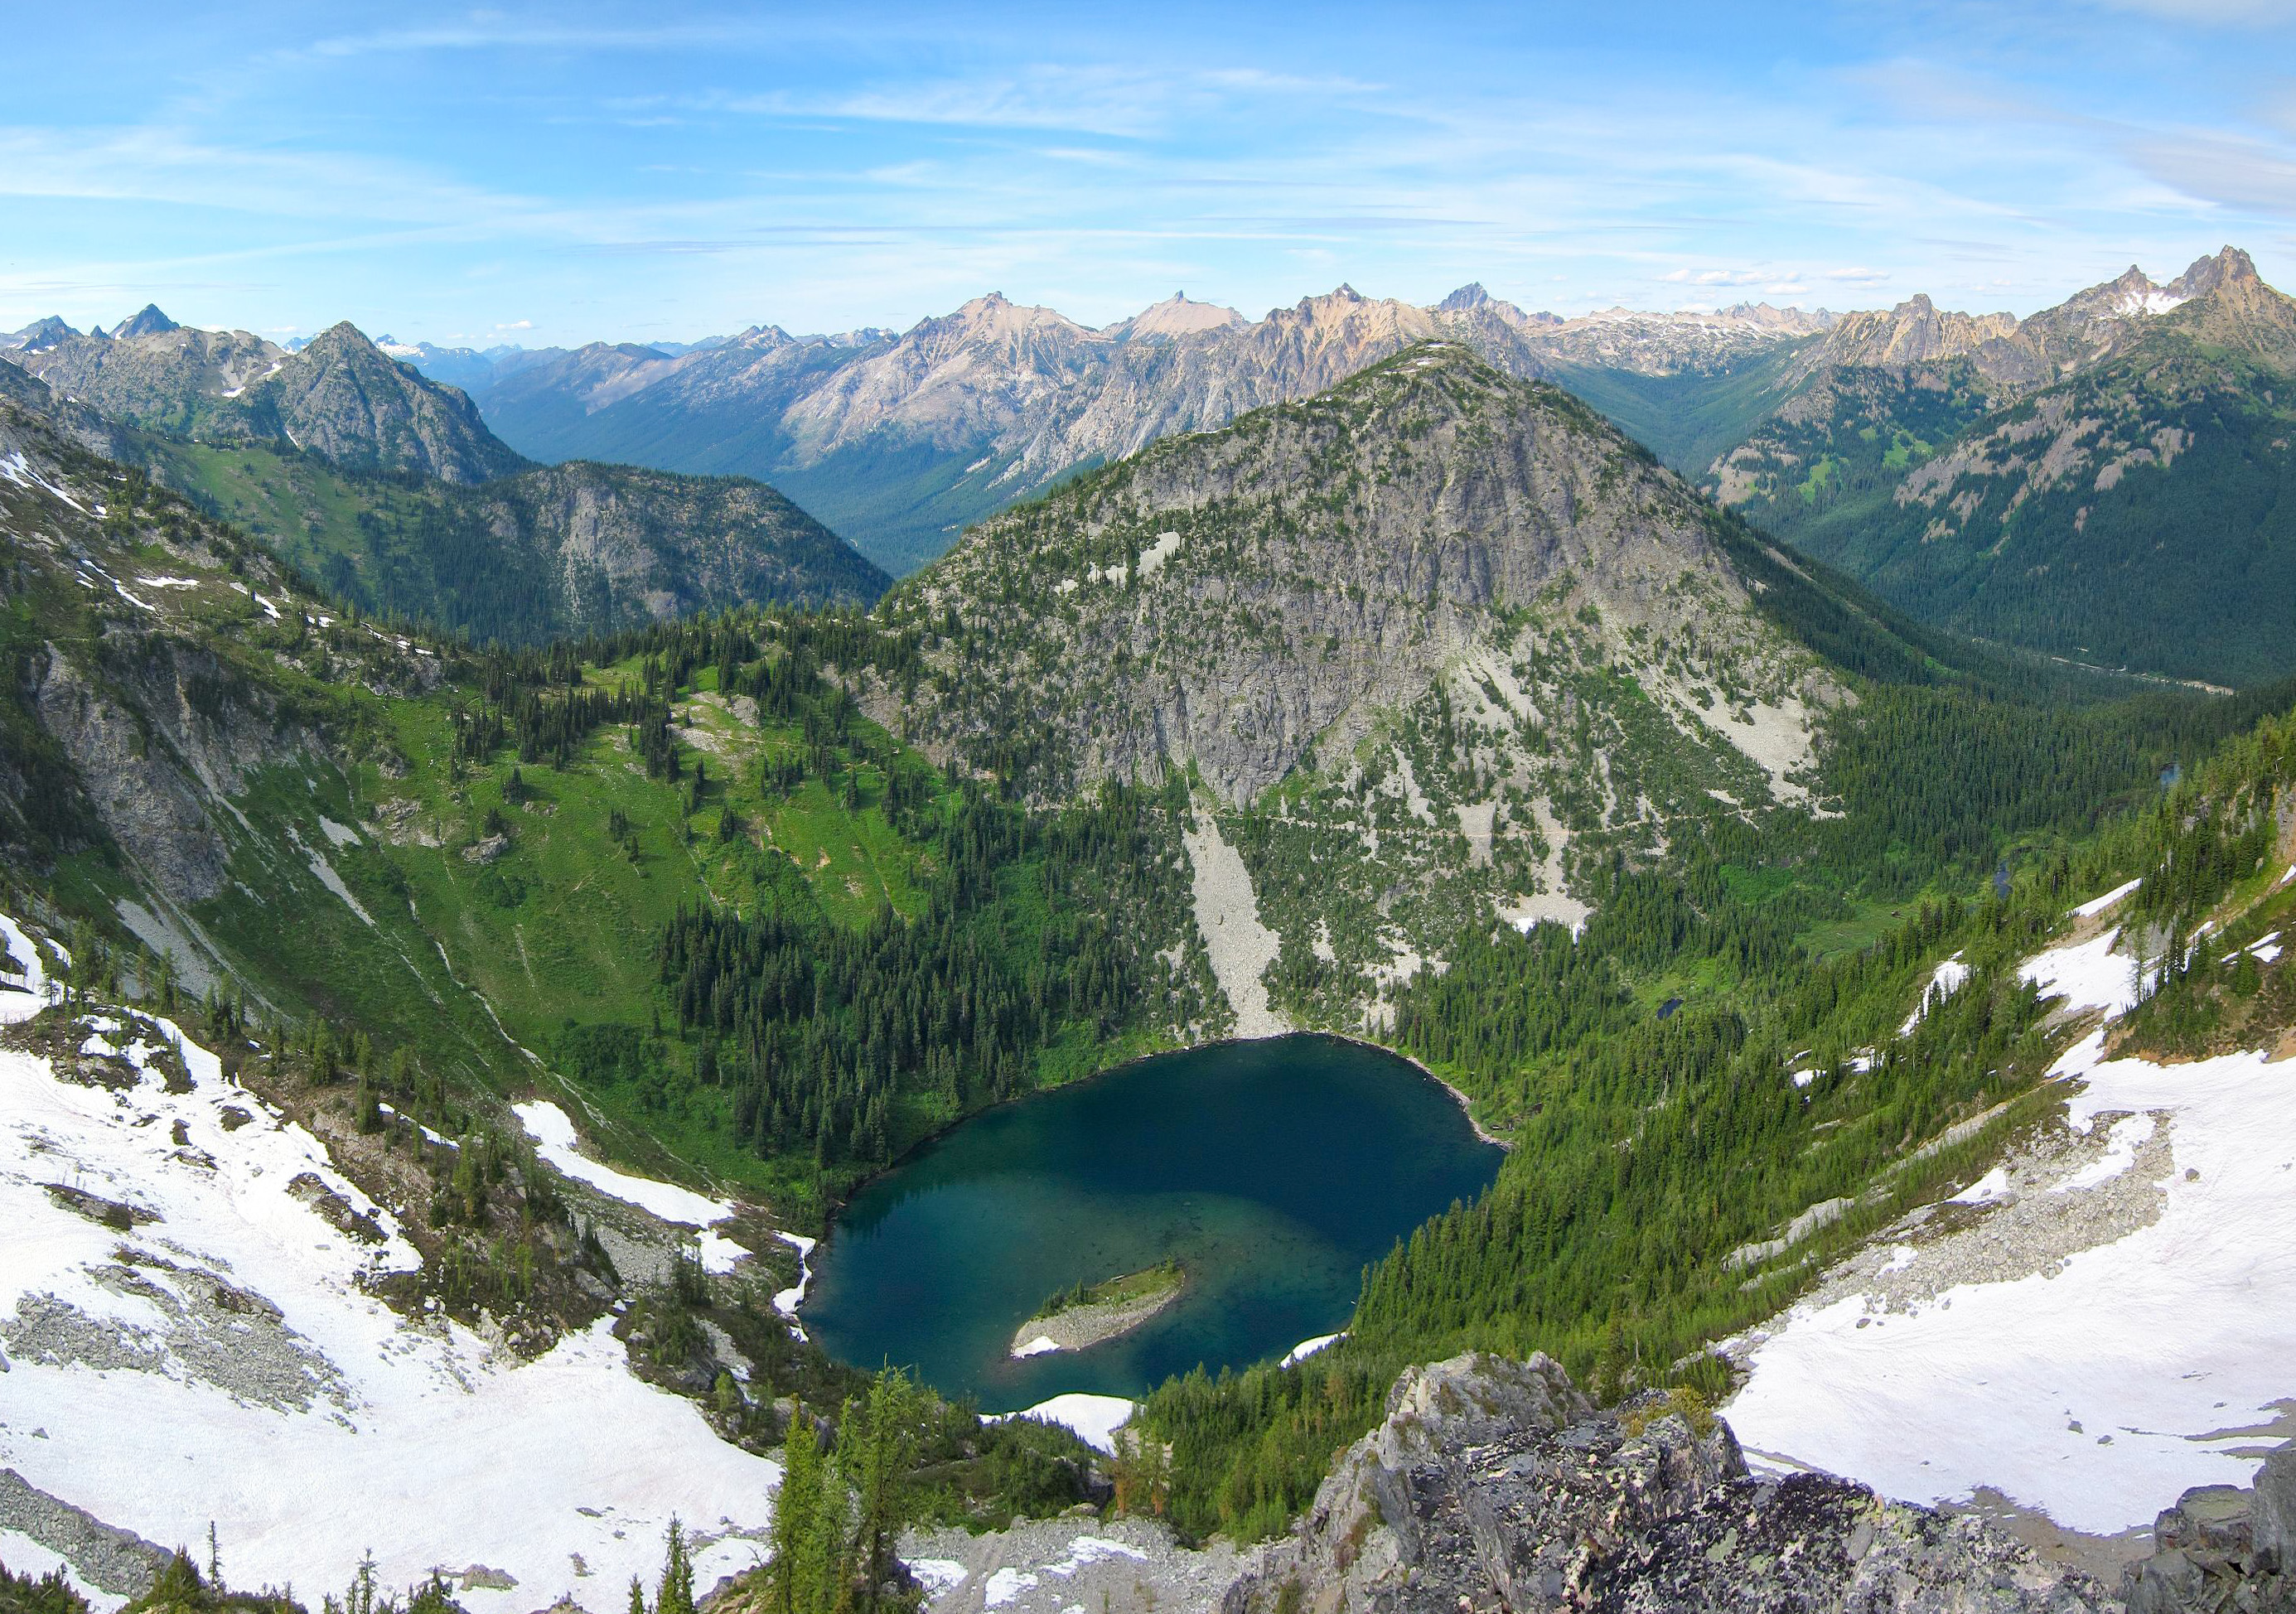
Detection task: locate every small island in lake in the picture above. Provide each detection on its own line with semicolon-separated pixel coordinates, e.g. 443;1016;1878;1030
1009;1259;1184;1358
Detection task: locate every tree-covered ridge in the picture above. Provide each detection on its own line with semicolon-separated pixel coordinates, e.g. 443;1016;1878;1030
1782;333;2296;685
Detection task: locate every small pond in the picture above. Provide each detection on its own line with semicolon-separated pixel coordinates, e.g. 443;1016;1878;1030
803;1034;1503;1408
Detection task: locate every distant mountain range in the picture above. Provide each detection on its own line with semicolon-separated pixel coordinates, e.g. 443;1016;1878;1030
10;248;2293;682
420;288;1839;574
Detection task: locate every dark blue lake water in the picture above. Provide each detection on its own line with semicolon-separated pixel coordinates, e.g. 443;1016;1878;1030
803;1034;1503;1409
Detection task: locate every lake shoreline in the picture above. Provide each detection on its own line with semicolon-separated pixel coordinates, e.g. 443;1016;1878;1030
804;1033;1509;1401
800;1031;1503;1320
1326;1035;1511;1151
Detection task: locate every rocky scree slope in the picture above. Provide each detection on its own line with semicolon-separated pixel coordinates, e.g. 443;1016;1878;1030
1221;1351;2290;1614
872;343;1840;1024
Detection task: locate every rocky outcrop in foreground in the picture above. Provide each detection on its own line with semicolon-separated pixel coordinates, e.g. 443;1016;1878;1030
1222;1353;2295;1614
2124;1453;2294;1614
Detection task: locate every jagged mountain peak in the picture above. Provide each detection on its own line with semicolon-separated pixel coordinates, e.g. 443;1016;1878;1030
1431;284;1559;331
2172;244;2260;299
1;315;78;352
912;292;1098;350
298;318;387;357
111;302;181;340
1272;284;1433;338
264;318;527;483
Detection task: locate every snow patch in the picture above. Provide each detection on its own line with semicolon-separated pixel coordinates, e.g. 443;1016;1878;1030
1899;954;1969;1036
512;1100;751;1275
984;1394;1134;1454
0;941;781;1610
1281;1332;1342;1367
771;1230;815;1320
1728;1027;2296;1534
2048;1112;2156;1193
2018;927;2146;1020
2074;878;2144;919
982;1535;1148;1604
905;1559;969;1597
1950;1166;2011;1206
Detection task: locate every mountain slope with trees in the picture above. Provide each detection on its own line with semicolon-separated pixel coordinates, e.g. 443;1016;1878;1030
1700;249;2296;683
3;319;890;644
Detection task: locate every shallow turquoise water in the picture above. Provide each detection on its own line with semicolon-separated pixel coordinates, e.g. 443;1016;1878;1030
803;1035;1502;1409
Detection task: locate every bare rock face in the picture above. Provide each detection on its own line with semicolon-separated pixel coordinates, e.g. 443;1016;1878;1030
1226;1353;2115;1614
2123;1447;2296;1613
256;322;527;485
475;460;887;626
897;341;1824;809
26;635;315;905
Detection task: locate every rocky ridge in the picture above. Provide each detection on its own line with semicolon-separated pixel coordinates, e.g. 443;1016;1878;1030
4;311;523;484
1208;1351;2293;1614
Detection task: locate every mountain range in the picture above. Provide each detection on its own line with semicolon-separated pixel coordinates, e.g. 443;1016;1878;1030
9;244;2294;682
1697;248;2296;684
0;311;886;640
325;249;2289;686
428;288;1834;574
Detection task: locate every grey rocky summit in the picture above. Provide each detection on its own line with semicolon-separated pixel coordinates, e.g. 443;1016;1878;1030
1221;1352;2159;1614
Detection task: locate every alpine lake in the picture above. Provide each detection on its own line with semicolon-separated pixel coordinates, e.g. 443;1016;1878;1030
804;1034;1505;1409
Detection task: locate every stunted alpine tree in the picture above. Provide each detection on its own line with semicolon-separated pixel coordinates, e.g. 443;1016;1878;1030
763;1367;927;1614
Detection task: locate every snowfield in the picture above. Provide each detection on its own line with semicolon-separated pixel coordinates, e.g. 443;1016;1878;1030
1728;920;2296;1535
0;917;779;1611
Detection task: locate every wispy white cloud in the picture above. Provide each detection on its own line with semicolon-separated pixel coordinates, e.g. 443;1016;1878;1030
1;2;2288;341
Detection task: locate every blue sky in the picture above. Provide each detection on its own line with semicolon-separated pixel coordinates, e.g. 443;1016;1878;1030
2;1;2291;347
